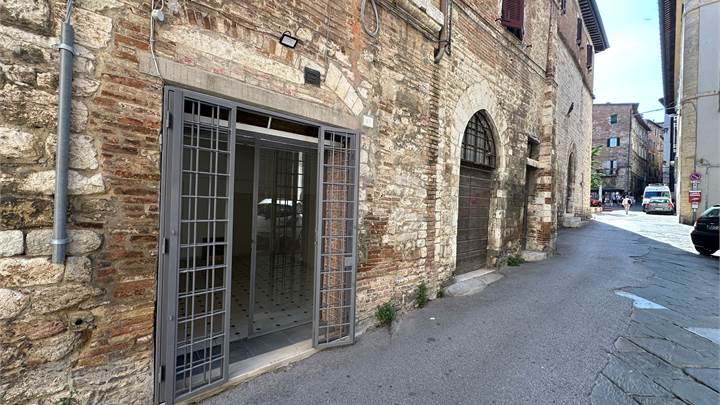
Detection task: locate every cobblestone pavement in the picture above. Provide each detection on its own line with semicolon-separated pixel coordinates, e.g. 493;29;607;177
204;212;718;405
590;210;720;404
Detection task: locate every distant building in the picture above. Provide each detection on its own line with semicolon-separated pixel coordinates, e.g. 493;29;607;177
592;103;653;201
659;0;720;223
646;120;665;186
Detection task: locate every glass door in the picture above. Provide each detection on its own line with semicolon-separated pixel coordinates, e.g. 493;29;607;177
250;146;317;337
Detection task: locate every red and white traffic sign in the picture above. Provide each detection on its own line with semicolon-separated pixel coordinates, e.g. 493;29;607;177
689;190;702;203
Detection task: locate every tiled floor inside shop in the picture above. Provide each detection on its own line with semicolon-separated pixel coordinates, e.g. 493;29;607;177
229;255;313;363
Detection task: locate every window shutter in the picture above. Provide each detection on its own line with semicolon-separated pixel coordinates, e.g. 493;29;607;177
576;18;582;46
586;44;594;68
607;138;611;147
501;0;525;30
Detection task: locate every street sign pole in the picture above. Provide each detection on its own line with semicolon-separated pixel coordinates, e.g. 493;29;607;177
689;171;702;223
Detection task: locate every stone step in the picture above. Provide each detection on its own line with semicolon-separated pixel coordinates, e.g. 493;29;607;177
561;214;582;228
446;269;503;297
521;250;547;262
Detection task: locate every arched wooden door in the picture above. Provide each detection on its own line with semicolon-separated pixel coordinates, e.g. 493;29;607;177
566;153;575;213
455;111;497;274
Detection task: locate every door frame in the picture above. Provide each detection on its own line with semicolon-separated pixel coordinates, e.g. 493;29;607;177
156;86;361;403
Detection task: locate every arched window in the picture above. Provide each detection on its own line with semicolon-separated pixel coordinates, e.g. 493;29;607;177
461;111;496;169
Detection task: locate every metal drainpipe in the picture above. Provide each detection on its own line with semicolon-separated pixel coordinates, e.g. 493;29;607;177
52;10;75;264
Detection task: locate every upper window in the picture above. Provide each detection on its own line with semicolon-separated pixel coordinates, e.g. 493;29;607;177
461;111;496;169
586;44;594;69
607;137;620;147
602;160;618;175
560;0;567;14
609;114;618;124
576;17;583;46
501;0;525;40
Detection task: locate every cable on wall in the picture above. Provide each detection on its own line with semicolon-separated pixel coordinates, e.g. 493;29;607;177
149;0;166;80
360;0;380;37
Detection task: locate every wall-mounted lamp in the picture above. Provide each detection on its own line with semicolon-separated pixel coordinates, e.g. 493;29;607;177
279;31;298;49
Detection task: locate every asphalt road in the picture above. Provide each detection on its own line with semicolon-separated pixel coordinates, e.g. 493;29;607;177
205;213;719;404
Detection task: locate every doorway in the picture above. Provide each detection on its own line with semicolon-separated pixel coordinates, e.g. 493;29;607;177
228;144;317;363
455;110;497;274
566;153;575;213
156;88;359;404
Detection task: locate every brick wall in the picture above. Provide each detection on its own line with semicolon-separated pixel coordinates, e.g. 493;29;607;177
0;0;599;402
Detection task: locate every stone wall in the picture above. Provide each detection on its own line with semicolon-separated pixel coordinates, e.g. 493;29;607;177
554;29;594;220
0;0;600;402
1;0;159;403
675;0;720;223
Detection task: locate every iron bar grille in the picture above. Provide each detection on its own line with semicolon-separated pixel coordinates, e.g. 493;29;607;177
175;98;231;397
461;111;496;169
316;130;357;346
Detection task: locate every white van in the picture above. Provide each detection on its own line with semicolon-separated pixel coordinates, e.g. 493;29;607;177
642;184;672;211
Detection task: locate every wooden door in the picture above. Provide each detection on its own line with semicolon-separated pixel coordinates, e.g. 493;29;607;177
455;164;492;274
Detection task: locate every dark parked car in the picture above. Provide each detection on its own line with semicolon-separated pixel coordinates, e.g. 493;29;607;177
691;205;719;256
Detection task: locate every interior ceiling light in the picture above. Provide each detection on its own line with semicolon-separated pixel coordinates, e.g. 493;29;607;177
279;31;298;49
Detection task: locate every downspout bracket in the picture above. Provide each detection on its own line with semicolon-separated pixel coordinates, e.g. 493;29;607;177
54;43;76;55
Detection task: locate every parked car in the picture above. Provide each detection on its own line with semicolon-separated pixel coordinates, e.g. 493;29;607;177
645;197;674;215
590;198;602;207
256;198;304;250
642;184;672;212
691;205;719;256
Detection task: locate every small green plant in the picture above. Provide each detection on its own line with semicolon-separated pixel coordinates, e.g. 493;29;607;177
436;287;445;299
375;302;396;327
58;389;78;405
507;254;524;267
415;282;429;308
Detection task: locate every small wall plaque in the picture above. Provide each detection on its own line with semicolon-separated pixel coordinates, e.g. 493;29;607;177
304;67;321;86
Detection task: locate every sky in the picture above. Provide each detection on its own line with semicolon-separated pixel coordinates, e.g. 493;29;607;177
592;0;665;123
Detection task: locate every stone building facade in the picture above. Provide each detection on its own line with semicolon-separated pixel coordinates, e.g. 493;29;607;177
591;103;652;200
0;0;606;403
659;0;720;223
646;120;664;185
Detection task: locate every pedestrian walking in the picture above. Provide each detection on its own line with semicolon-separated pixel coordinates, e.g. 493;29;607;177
622;195;631;215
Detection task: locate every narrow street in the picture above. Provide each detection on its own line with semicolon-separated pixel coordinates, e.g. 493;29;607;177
204;211;719;405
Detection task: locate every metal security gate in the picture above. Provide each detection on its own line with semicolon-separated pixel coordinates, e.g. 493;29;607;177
313;128;359;348
157;88;359;403
158;89;236;404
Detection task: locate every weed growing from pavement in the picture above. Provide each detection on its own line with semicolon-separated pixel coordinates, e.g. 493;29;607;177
436;287;445;298
415;282;429;308
58;389;78;405
507;255;524;266
375;302;396;327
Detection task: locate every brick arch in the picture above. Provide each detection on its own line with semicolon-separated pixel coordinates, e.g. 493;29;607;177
449;81;509;264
